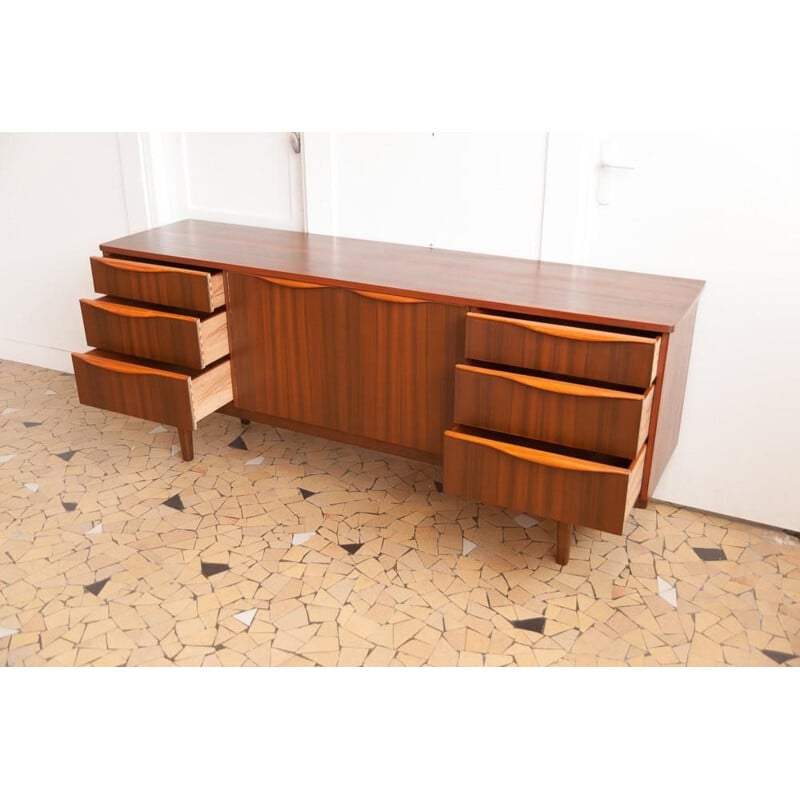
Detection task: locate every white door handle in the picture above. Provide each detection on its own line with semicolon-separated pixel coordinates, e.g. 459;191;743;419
600;160;635;171
598;143;637;205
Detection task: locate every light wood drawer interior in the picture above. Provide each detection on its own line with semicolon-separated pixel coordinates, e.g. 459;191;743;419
90;256;225;313
454;363;653;460
465;311;660;389
443;427;646;535
71;349;232;430
80;297;228;369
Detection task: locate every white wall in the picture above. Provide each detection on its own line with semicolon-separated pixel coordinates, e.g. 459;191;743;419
0;133;137;372
543;133;800;532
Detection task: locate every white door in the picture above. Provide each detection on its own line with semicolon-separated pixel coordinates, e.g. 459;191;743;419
303;132;548;259
134;132;306;231
541;133;800;532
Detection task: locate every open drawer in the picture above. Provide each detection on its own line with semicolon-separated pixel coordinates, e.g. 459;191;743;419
465;311;660;389
71;349;232;434
90;256;226;313
80;297;229;369
443;427;646;535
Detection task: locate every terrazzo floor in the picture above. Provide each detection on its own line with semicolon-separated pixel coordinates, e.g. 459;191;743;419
1;358;798;667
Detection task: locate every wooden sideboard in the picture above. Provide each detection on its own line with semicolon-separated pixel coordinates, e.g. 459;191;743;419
72;220;704;564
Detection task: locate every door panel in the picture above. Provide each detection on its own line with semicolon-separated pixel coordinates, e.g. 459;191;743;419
149;132;305;230
345;290;465;456
226;274;347;430
315;133;548;258
541;132;800;531
226;272;466;459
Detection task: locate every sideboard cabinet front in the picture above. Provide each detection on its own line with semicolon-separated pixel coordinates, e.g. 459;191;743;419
225;273;465;459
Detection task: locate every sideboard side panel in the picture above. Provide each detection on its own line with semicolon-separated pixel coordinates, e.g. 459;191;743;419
643;301;700;499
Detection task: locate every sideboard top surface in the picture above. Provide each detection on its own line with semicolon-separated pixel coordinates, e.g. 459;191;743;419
100;220;704;332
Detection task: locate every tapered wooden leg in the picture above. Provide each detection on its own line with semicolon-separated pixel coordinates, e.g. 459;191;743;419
556;521;572;565
178;428;194;461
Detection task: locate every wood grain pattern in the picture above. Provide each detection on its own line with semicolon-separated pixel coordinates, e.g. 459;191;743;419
80;297;228;369
190;358;234;421
352;290;426;304
99;219;705;332
465;311;661;389
444;428;632;474
476;315;657;344
225;273;465;459
81;219;705;549
199;312;230;368
71;350;232;461
262;276;324;289
72;349;196;430
443;428;646;535
454;364;653;460
90;256;225;313
216;406;441;465
641;299;700;501
177;429;194;461
227;276;348;431
556;522;572;565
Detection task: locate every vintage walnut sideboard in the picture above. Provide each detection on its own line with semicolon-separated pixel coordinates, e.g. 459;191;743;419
72;220;704;565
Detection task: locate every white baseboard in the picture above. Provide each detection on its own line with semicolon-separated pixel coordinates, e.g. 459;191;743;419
0;339;74;373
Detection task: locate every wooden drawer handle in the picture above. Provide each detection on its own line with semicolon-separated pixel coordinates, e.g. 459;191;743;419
81;298;196;322
98;258;209;278
467;311;656;345
456;364;646;400
261;276;325;289
444;429;633;475
76;352;188;381
352;290;426;304
258;278;425;302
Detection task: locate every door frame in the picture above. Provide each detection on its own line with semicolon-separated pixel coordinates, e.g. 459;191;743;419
117;132;307;232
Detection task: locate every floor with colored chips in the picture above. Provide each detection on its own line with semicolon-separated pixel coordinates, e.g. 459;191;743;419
1;359;798;667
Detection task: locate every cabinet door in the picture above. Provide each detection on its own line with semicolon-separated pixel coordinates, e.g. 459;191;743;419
344;289;465;456
226;273;465;459
226;273;348;430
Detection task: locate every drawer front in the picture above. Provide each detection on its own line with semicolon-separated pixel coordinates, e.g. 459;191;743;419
71;350;232;430
465;312;660;389
80;298;228;369
454;364;653;460
90;256;225;313
443;429;646;534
